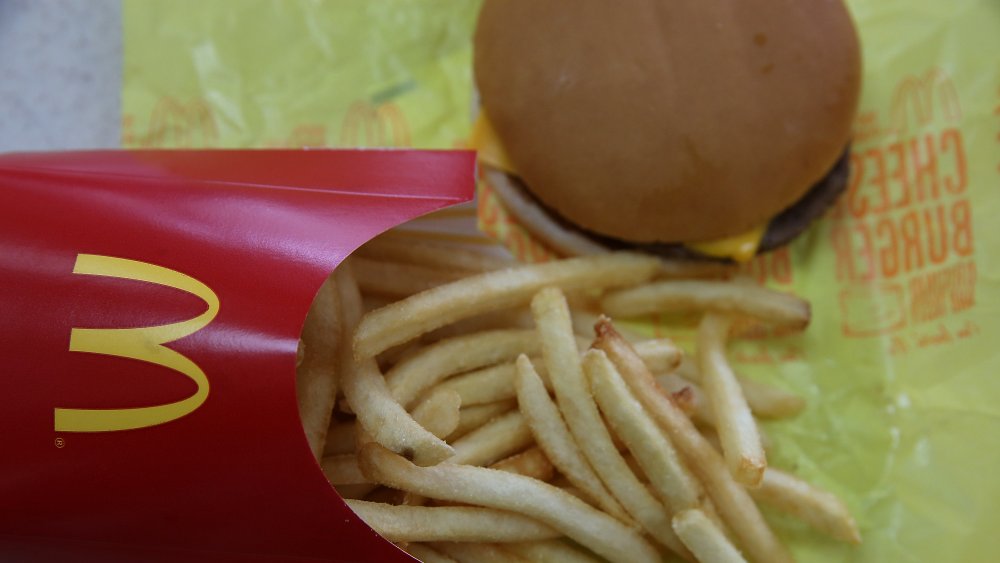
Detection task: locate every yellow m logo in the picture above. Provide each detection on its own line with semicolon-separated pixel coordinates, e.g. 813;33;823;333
55;254;219;432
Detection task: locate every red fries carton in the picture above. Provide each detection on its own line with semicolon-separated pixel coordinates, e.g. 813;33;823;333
0;149;475;561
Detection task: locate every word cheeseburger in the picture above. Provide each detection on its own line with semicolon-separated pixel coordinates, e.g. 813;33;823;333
830;127;972;281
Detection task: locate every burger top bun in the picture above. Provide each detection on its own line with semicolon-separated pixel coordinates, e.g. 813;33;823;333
473;0;862;243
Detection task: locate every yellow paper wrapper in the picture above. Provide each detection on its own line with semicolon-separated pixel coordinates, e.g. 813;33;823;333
123;1;1000;561
122;0;479;150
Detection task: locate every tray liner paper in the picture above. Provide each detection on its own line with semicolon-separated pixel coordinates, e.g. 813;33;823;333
91;0;1000;560
0;149;474;561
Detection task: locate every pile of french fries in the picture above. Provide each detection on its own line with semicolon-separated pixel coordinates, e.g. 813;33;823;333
296;232;860;563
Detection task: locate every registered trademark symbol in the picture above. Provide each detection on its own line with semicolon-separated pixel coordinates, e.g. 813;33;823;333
54;437;65;448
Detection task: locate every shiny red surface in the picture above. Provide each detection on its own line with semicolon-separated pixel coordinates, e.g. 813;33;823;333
0;150;475;561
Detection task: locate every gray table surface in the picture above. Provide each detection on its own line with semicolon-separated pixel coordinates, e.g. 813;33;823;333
0;0;122;152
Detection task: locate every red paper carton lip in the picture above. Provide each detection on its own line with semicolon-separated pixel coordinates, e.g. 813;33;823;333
0;149;476;561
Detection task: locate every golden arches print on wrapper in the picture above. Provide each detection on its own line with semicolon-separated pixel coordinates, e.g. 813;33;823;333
55;254;219;432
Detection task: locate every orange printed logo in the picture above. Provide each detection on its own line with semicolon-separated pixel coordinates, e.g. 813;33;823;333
476;180;554;263
55;254;219;432
890;68;962;135
123;97;218;148
830;67;978;346
339;101;412;147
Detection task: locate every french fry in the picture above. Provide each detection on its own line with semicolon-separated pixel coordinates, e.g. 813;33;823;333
439;338;675;407
504;539;603;563
345;359;454;465
697;313;766;487
738;379;807;419
296;275;341;460
425;307;534;342
489;447;556;482
449;400;518;441
358;232;516;273
385;329;540;408
323;420;358;457
655;372;715;427
432;542;528;563
357;443;661;563
531;288;687;557
699;427;725;454
321;454;369;486
450;410;534;467
569;309;648;343
674;354;701;381
401;491;429;508
346;500;560;543
672;509;748;563
700;415;776;456
439;362;524;406
332;391;387;504
547;478;588;504
750;468;862;544
375;340;422;373
352;256;468;298
334;261;454;466
675;357;806;419
457;356;610;404
593;319;794;563
363;486;407;505
582;349;704;512
601;279;811;329
354;420;375;449
621;452;649;483
513;355;628;522
631;338;683;374
405;543;457;563
670;385;698;417
302;244;851;560
354;252;661;358
411;388;462;440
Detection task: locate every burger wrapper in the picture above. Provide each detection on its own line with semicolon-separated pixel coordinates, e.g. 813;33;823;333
481;7;1000;563
98;0;1000;561
0;149;475;561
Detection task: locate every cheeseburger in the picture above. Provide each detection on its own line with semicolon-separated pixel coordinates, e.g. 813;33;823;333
471;0;862;262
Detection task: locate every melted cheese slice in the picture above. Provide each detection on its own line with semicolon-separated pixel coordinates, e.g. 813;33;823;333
686;224;765;263
470;111;517;173
470;113;764;262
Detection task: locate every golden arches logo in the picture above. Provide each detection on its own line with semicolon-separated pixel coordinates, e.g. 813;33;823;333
55;254;219;432
890;68;962;134
339;101;412;147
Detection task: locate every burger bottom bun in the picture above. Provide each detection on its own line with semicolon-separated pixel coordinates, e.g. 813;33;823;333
483;147;851;262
